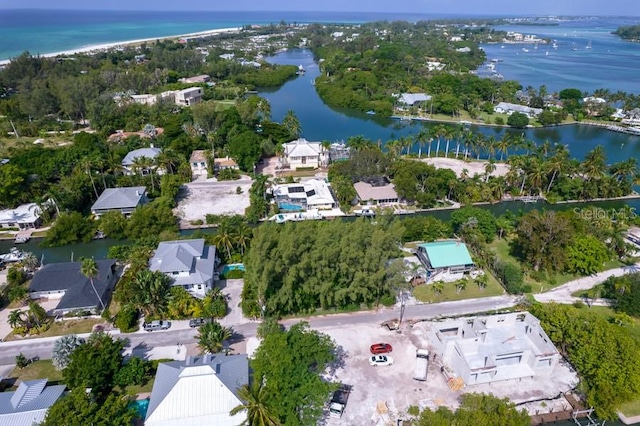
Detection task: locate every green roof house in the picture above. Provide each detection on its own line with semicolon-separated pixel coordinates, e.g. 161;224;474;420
417;240;475;277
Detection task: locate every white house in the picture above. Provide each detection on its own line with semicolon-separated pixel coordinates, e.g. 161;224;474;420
145;354;249;426
189;150;208;177
272;179;337;211
494;102;542;118
0;203;42;229
397;93;432;107
428;312;559;386
121;146;162;175
149;239;220;298
174;87;203;106
281;138;328;170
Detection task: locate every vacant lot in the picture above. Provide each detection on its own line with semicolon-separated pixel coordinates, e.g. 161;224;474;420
174;177;252;226
420;157;510;178
320;320;578;425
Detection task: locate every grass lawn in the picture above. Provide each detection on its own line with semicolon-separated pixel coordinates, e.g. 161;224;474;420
7;360;63;385
6;318;105;341
619;398;640;417
120;379;155;396
412;273;505;303
31;230;49;238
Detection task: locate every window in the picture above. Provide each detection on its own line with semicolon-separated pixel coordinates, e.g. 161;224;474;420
197;284;202;290
192;162;198;167
200;162;206;167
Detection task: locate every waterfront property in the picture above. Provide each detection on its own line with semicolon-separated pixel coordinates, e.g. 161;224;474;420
353;179;399;205
189;150;208;177
280;138;328;170
0;203;42;229
121;146;163;175
272;179;338;211
145;354;249;426
90;186;147;217
329;142;350;163
416;240;475;279
428;312;559;386
0;379;66;425
149;239;219;298
396;93;432;107
107;127;164;142
29;260;117;315
494;102;542;118
174;87;203;106
114;87;203;107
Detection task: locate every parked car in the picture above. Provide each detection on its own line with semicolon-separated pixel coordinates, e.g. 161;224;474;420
370;343;393;354
143;320;171;332
369;355;394;366
329;384;352;418
413;349;429;381
189;317;213;328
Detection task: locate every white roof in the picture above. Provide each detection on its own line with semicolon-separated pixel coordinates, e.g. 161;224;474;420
0;203;41;225
583;96;606;103
145;355;248;426
122;147;162;166
398;93;432;106
284;138;322;158
494;102;542;115
273;179;335;207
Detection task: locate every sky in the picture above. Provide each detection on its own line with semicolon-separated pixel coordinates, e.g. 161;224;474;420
2;0;640;16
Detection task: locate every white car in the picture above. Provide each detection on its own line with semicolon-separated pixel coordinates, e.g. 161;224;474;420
369;355;394;366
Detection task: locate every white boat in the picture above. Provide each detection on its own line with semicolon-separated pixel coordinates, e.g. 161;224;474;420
271;209;323;224
586;41;592;49
296;64;306;75
354;207;376;217
14;236;30;244
0;247;29;263
522;48;529;53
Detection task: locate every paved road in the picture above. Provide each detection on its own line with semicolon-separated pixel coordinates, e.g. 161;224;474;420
0;295;517;364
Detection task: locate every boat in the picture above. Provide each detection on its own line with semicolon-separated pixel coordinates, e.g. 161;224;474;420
490;58;503;63
354;207;376;217
271;209;323;224
571;43;578;51
586;41;592;49
14;236;30;244
296;64;306;75
522;48;529;53
94;230;106;240
366;110;376;115
552;41;558;49
500;45;505;49
0;247;29;263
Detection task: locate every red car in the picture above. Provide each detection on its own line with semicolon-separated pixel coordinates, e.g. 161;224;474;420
370;343;393;354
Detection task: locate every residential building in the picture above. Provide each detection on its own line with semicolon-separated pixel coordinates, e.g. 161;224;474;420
329;142;350;163
0;379;66;426
214;157;239;172
121;146;162;175
174;87;203;106
353;180;399;205
0;159;9;166
149;239;220;298
272;179;337;211
29;260;117;315
189;150;208;177
145;354;249;426
108;127;164;143
428;312;559;385
416;240;475;276
397;93;432;107
494;102;542;117
91;186;148;217
178;75;210;84
281;138;328;170
0;203;42;229
456;47;471;53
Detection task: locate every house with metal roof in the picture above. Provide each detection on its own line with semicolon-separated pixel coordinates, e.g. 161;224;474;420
416;240;475;277
397;93;432;107
0;379;66;426
145;354;249;426
121;146;162;175
427;312;559;386
90;186;147;217
494;102;542;118
28;260;118;315
149;239;220;298
281;138;328;170
0;203;42;230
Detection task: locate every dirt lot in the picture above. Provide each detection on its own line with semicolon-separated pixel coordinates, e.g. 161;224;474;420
420;157;510;178
174;177;252;226
320;320;578;425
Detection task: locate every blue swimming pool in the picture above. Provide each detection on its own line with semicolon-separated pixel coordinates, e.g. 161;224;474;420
278;202;303;212
221;263;245;275
131;398;149;418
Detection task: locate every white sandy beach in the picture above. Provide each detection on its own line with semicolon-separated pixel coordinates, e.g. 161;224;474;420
0;27;241;65
420;157;510;178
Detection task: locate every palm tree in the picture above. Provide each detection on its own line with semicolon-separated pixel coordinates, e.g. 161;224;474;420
197;321;233;353
235;222;252;256
20;253;40;273
416;129;430;158
79;158;99;199
282;109;301;138
455;280;467;294
213;221;238;260
444;127;454;158
475;274;488;291
485;135;497;160
26;301;48;328
80;258;105;311
230;382;281;426
582;146;606;181
496;136;510;161
545;145;569;193
132;269;172;318
431;282;444;294
8;309;25;329
484;159;497;182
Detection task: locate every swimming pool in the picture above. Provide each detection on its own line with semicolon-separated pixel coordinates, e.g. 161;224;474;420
278;202;303;212
131;398;149;418
221;263;245;275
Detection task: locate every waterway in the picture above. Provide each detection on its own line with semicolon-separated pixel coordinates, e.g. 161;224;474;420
261;49;640;165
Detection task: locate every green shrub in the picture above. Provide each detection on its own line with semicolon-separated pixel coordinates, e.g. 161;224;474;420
218;168;240;181
190;219;204;226
115;305;139;333
114;357;150;387
221;269;244;280
379;293;397;306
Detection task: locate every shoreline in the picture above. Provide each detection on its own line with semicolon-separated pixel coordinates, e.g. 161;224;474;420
0;26;242;65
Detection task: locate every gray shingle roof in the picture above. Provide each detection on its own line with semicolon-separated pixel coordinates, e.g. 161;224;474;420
149;240;217;287
29;260;117;311
0;380;66;426
91;186;146;212
145;354;249;423
122;147;161;166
